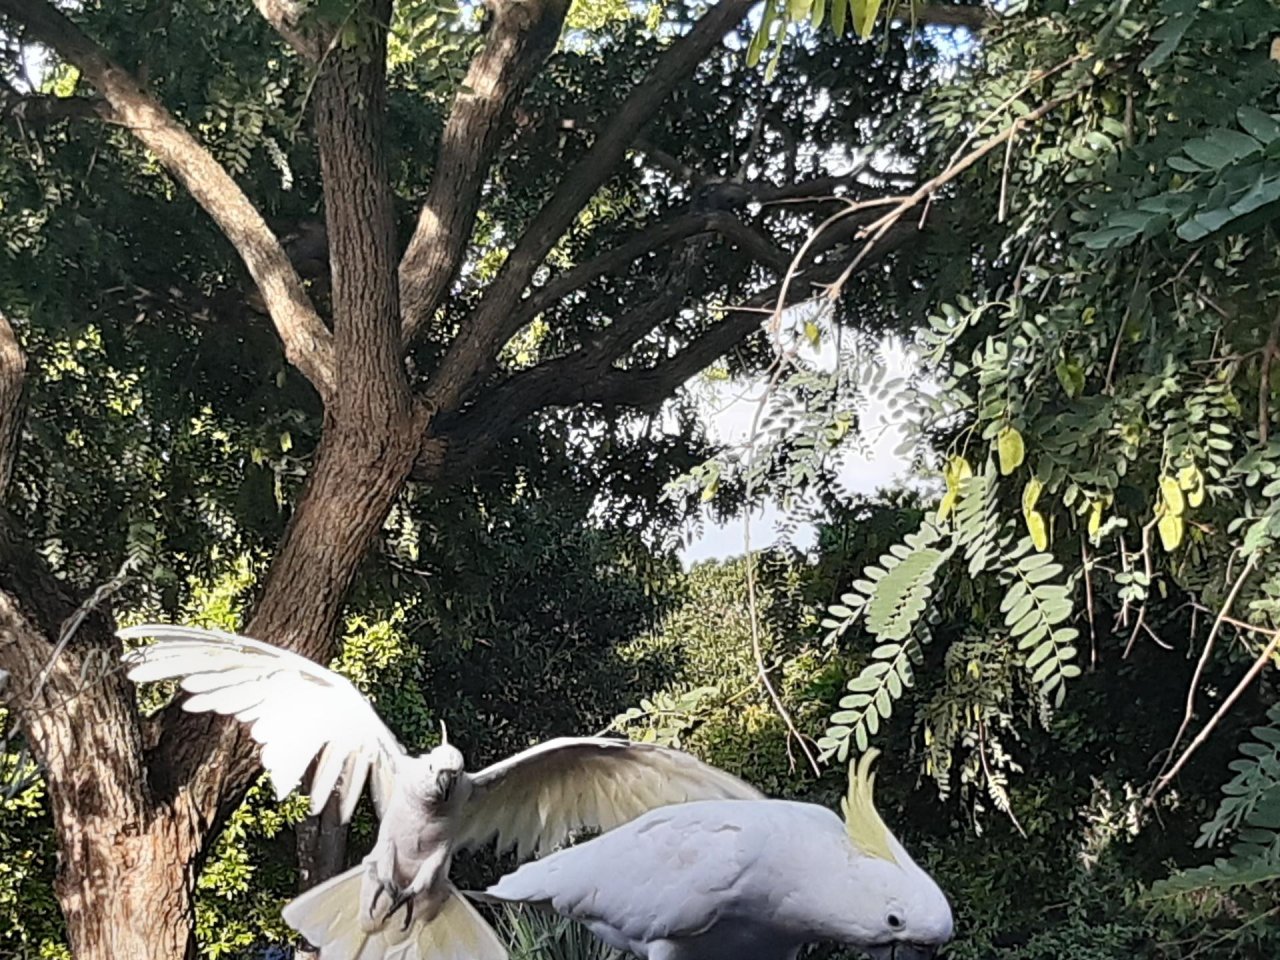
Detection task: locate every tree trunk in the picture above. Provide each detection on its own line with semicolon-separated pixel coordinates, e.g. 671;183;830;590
52;802;201;960
0;569;199;960
158;407;428;824
294;796;349;960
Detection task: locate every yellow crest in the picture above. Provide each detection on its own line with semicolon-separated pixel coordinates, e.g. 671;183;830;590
840;749;897;863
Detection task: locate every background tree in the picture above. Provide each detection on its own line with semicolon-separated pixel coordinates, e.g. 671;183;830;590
732;0;1280;954
0;0;969;956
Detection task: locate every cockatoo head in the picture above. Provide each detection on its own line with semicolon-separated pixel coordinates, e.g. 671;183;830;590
836;751;954;960
409;721;467;806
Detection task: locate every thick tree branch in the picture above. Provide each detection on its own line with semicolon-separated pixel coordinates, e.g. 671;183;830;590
0;0;338;402
252;0;321;60
1;76;106;124
0;310;24;495
399;0;571;343
517;211;789;325
416;214;927;482
416;284;688;480
421;0;758;414
901;3;994;30
170;0;426;823
312;0;410;422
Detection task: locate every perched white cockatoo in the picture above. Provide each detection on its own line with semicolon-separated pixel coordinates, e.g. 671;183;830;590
119;624;763;960
479;750;954;960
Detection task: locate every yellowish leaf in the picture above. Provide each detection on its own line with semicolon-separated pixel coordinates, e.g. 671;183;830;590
1022;476;1043;517
1188;481;1205;508
1179;464;1205;507
1159;476;1185;517
937;488;959;523
1158;511;1184;551
966;660;981;680
1026;509;1049;551
997;425;1025;476
945;454;973;487
803;321;821;348
1088;498;1104;538
700;478;719;502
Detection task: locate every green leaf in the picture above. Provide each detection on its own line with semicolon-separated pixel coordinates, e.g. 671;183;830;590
851;0;884;39
1055;360;1085;398
1238;107;1280;145
830;0;846;36
1230;176;1280;217
1183;133;1256;171
1140;1;1198;70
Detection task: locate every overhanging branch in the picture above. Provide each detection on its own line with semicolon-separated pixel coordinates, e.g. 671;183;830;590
900;3;994;30
399;0;571;344
420;0;758;415
252;0;322;60
516;211;790;327
0;0;338;402
415;212;925;482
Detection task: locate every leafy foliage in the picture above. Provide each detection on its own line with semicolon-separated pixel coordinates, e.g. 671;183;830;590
499;905;623;960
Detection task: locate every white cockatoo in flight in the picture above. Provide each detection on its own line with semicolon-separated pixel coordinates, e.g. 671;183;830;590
480;750;954;960
119;624;763;960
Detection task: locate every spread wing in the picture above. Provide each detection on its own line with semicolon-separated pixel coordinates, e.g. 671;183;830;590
119;623;404;821
455;736;763;860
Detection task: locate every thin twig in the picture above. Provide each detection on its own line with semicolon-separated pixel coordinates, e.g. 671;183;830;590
1081;535;1098;670
1151;554;1256;784
822;75;1094;302
1122;516;1159;658
1105;264;1147;393
741;359;822;777
998;128;1016;223
977;717;1027;838
921;53;1087;228
29;555;137;702
1147;618;1280;806
766;198;898;336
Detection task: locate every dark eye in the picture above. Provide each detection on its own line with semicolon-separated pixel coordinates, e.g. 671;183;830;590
887;914;904;930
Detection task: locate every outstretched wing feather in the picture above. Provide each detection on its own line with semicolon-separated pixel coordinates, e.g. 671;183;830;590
456;737;762;860
120;623;404;819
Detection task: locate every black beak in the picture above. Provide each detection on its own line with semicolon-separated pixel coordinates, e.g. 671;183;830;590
435;769;456;802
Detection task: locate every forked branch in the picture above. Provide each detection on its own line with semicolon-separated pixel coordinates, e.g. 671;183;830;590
421;0;758;414
399;0;572;343
0;0;338;402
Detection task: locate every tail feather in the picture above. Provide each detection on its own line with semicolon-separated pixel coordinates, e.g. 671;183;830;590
283;866;507;960
484;857;556;905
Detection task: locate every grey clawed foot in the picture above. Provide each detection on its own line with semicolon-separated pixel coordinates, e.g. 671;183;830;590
386;888;415;931
368;873;413;929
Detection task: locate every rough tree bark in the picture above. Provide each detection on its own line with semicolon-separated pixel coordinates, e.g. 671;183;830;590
0;0;934;956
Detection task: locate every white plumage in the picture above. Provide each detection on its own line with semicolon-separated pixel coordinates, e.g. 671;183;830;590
119;623;763;960
481;756;954;960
